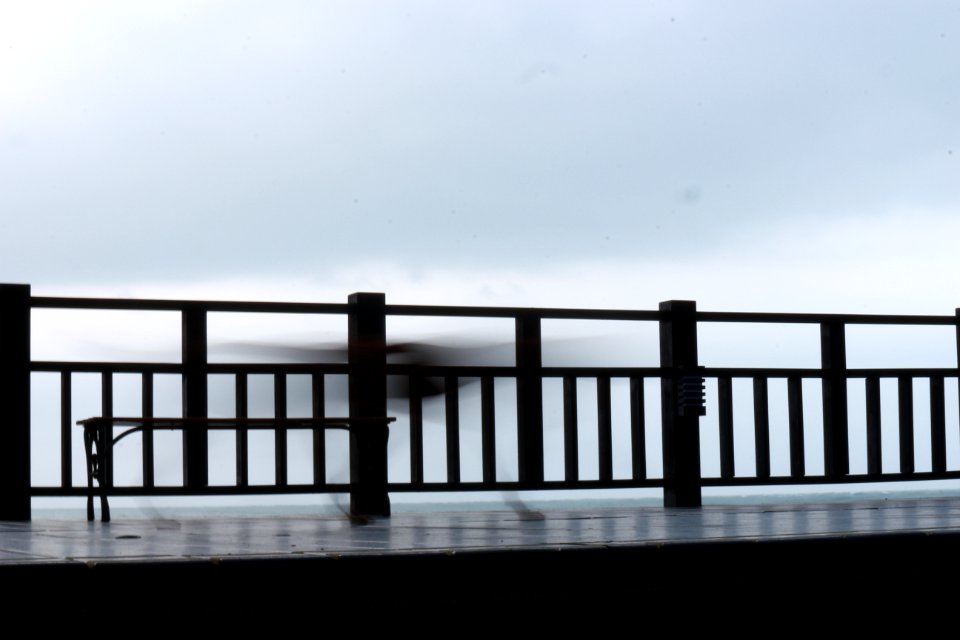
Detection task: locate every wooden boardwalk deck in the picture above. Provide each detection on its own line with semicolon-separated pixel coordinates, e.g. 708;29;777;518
4;497;960;564
2;497;959;617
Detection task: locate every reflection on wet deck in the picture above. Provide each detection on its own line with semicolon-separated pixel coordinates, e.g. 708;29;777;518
3;497;960;563
3;498;959;616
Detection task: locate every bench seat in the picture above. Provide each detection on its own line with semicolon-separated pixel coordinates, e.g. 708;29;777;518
77;416;395;522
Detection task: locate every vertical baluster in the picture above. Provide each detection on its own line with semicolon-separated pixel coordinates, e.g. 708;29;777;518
898;376;914;475
101;372;113;417
236;373;248;487
718;377;734;480
787;376;805;478
753;377;770;479
274;373;288;487
312;373;326;486
409;375;424;485
142;373;154;488
563;376;578;481
60;372;73;489
481;376;496;483
931;376;946;473
445;375;460;484
630;377;646;481
865;376;881;476
598;376;612;482
101;371;113;487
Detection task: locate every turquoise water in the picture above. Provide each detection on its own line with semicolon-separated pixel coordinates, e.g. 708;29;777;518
31;486;960;520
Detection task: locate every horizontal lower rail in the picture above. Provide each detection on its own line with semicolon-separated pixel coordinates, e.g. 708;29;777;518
32;364;960;379
701;470;960;486
33;470;960;498
32;479;666;497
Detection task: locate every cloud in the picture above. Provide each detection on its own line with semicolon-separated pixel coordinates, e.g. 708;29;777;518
2;1;958;305
25;205;954;323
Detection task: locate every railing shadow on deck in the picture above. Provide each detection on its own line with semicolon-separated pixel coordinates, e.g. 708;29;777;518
1;282;959;520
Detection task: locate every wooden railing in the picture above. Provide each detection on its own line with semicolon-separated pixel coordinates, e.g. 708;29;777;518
1;283;958;520
697;309;960;487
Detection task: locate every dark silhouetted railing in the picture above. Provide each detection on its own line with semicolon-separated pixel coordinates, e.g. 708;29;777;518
1;282;959;520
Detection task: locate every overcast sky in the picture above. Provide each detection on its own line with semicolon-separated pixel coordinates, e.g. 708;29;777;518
3;1;959;313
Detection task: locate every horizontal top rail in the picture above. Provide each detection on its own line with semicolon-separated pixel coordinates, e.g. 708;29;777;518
32;296;348;314
698;310;958;325
31;361;184;373
386;303;663;320
30;361;356;374
32;296;958;326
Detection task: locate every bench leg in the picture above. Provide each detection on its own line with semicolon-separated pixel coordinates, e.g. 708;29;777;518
83;428;95;521
83;426;111;522
99;425;111;522
100;491;111;523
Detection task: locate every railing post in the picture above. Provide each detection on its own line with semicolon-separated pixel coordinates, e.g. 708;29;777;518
348;292;390;517
516;312;544;483
659;300;702;507
182;304;208;489
820;320;849;478
0;284;31;520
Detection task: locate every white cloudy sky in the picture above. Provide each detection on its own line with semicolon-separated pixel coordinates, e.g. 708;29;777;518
3;0;959;313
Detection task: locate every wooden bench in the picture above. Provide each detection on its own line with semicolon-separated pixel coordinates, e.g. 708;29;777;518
77;416;395;522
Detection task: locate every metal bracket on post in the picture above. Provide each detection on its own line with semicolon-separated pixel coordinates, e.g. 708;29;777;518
678;369;706;417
